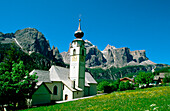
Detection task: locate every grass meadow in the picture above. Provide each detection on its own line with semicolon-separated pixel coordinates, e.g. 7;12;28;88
22;86;170;111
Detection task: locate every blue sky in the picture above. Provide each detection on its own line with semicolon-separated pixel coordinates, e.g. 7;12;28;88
0;0;170;65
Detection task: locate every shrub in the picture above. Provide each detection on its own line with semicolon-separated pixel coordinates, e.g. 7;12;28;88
119;81;126;91
97;81;110;91
104;86;112;93
163;74;170;83
125;81;133;90
109;82;118;91
135;72;154;87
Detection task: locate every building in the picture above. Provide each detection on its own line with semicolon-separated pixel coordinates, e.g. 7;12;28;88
30;19;97;105
153;73;170;84
31;82;52;105
119;77;134;83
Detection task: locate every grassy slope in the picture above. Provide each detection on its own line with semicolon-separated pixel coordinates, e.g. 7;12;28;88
23;86;170;111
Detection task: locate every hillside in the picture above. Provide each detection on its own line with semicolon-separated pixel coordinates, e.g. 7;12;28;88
22;86;170;111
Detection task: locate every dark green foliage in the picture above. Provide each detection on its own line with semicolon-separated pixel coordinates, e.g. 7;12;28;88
124;81;133;90
119;81;125;91
153;67;170;75
135;72;154;86
109;82;118;91
0;61;37;108
97;81;110;91
0;43;68;71
0;44;38;109
0;43;36;72
96;79;114;84
88;65;153;81
104;86;112;93
163;73;170;83
30;52;51;70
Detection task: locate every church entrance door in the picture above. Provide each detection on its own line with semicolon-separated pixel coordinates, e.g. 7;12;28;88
65;94;68;100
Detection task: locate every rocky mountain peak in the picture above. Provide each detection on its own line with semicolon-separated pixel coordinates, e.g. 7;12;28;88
130;50;148;63
103;44;116;51
14;28;52;59
61;39;153;68
84;40;94;47
52;45;55;50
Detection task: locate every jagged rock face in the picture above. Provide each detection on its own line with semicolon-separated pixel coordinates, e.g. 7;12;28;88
60;52;70;64
60;40;107;67
103;44;116;51
52;46;63;62
14;28;52;59
0;32;15;43
61;40;154;68
130;50;148;63
86;46;107;67
103;47;133;67
0;28;64;66
85;40;107;67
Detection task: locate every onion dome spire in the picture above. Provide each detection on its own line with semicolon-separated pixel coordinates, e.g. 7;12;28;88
74;19;84;38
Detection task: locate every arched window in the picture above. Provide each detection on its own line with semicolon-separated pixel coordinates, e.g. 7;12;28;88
73;49;76;55
53;86;57;95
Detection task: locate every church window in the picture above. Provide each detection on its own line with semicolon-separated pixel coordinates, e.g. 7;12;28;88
73;49;76;55
53;86;58;95
82;49;84;56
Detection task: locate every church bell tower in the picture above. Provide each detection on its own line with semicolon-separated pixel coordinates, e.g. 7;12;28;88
70;19;86;91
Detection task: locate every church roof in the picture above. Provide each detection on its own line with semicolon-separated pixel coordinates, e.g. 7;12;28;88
30;65;97;92
30;70;51;82
85;72;97;84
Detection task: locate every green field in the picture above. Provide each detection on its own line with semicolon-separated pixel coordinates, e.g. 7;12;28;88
23;86;170;111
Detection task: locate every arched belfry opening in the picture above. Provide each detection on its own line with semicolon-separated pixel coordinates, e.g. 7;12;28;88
73;49;76;55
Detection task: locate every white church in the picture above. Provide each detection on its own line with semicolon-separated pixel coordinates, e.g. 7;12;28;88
30;19;97;105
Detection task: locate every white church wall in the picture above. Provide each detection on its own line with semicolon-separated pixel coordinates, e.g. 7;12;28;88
63;85;73;100
45;82;63;101
70;54;80;86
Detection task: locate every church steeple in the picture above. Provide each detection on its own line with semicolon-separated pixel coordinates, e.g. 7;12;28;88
74;19;84;38
70;19;86;93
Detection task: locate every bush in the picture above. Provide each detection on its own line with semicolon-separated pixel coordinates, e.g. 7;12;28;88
104;86;112;93
125;81;133;90
97;81;110;91
109;83;118;91
134;83;139;87
135;72;154;87
163;74;170;83
119;81;126;91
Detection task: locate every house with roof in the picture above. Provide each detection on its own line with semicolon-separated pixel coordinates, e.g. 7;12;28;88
30;19;97;105
119;77;134;83
153;73;170;84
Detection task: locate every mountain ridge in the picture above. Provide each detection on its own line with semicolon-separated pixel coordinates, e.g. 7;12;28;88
0;28;165;69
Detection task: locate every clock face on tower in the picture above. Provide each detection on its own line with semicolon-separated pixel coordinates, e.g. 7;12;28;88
72;56;77;62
